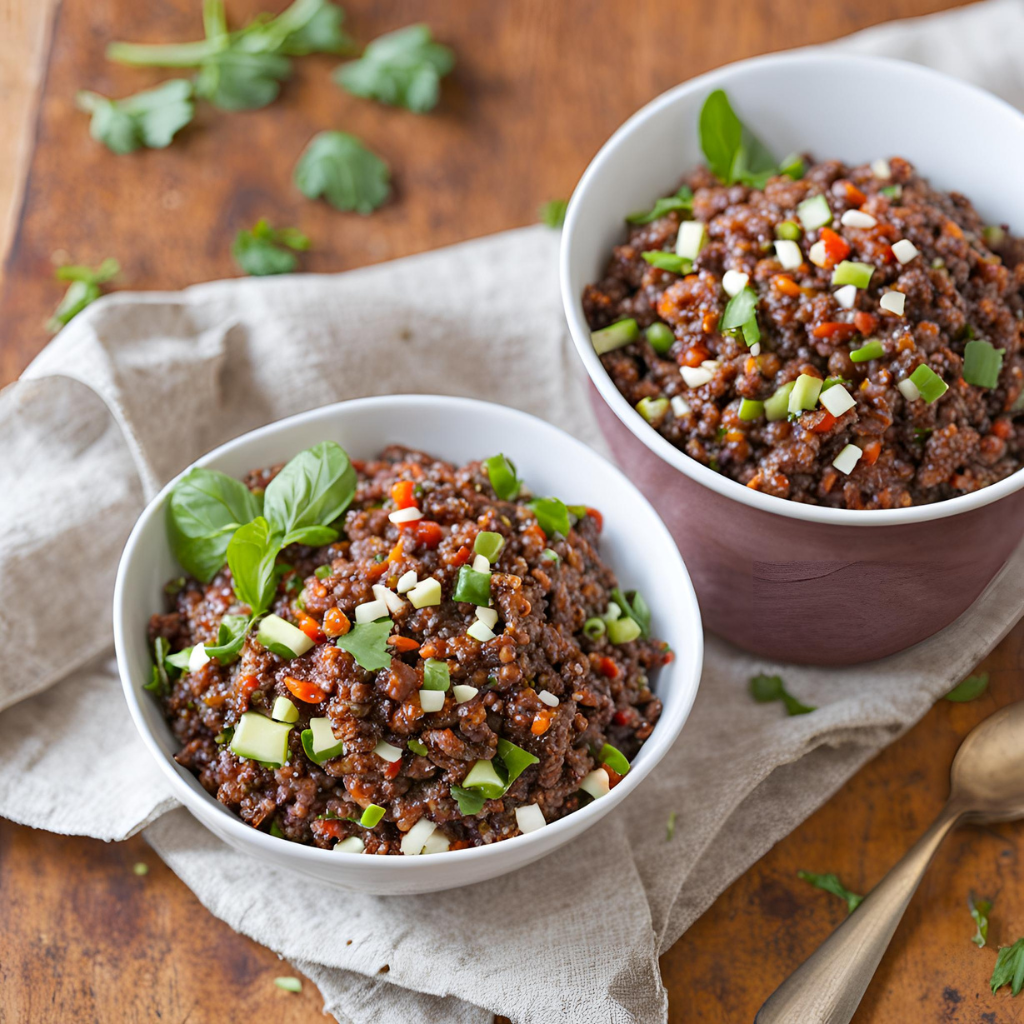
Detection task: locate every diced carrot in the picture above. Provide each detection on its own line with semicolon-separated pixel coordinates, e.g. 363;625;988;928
820;227;850;267
323;607;350;638
853;311;878;335
384;758;402;780
388;635;420;653
598;656;619;679
531;710;553;735
861;440;882;466
811;411;837;434
724;429;745;442
451;545;472;567
945;220;964;240
702;311;719;334
840;181;867;207
773;274;803;298
390;480;416;509
294;609;325;643
406;520;443;548
992;419;1013;440
525;524;547;546
285;676;326;704
812;322;859;342
387;539;404;562
234;674;259;714
682;344;710;367
896;335;916;353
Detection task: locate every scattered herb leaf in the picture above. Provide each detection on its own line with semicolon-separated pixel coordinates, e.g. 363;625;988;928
626;186;693;225
76;80;194;154
945;673;989;703
970;893;991;948
450;784;485;816
610;587;651;639
991;937;1024;996
539;199;568;229
232;218;310;276
666;811;677;841
527;497;571;539
47;258;120;332
226;515;281;617
699;89;777;187
294;130;391;214
750;673;815;716
336;618;393;671
798;870;864;914
483;453;521;502
275;976;303;993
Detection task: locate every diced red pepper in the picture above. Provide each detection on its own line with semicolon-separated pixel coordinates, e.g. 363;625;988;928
388;635;420;653
294;609;325;643
367;559;391;581
812;321;859;342
599;656;620;679
992;419;1014;440
773;274;803;298
612;709;630;727
603;765;625;788
585;507;604;533
402;520;443;548
390;480;416;509
234;674;259;714
682;345;710;368
451;545;472;567
285;676;326;704
384;758;402;780
840;181;867;207
853;311;878;336
811;411;837;434
820;227;850;267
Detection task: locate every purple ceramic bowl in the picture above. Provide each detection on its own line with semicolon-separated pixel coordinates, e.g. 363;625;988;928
560;53;1024;665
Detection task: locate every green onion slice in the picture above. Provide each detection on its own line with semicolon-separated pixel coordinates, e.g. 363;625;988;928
642;251;692;274
422;658;451;690
591;318;639;355
788;373;823;416
779;153;806;180
645;322;675;355
797;194;832;230
909;363;949;403
962;339;1004;389
527;497;571;538
637;396;670;425
483;454;521;501
314;564;332;580
408;738;429;756
583;616;606;639
764;381;796;422
452;565;491;606
608;617;641;644
359;804;386;828
850;339;884;363
721;287;758;333
738;398;764;421
473;531;505;562
775;220;802;241
598;743;631;775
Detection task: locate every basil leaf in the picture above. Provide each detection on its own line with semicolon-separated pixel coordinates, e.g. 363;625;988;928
336;618;392;672
527;497;570;539
145;636;171;695
264;440;356;544
76;80;194;154
194;49;291;111
945;672;989;702
496;738;538;786
626;186;693;225
483;453;521;502
450;784;485;816
797;870;864;914
226;516;281;616
167;467;262;583
699;89;776;186
333;24;454;114
294;130;391;214
721;286;758;332
750;673;815;716
283;525;340;547
203;613;250;664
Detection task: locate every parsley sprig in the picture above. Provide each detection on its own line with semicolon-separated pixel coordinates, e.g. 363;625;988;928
47;258;120;332
76;80;194;154
232;219;310;276
797;870;864;914
295;131;391;214
750;673;815;716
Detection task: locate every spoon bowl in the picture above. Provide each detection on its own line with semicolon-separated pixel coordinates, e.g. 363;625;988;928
950;702;1024;821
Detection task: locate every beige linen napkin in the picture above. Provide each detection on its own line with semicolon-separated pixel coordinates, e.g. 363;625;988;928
3;2;1024;1020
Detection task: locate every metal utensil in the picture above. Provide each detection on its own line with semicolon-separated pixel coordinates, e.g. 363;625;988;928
756;701;1024;1024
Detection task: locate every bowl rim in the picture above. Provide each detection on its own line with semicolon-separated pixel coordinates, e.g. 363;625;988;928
560;50;1024;528
113;393;703;874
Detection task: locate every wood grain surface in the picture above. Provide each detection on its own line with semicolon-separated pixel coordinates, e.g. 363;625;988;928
5;1;1023;1022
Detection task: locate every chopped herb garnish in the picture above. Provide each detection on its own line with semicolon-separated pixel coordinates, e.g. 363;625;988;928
970;894;991;948
750;673;815;716
497;738;539;786
334;24;454;113
47;258;120;332
642;251;692;274
778;152;805;180
407;738;429;756
666;811;678;841
798;870;864;914
538;199;568;228
226;516;280;617
275;976;303;993
450;784;486;816
909;363;949;403
775;219;802;241
373;552;386;563
721;286;759;347
542;548;560;564
358;804;386;828
609;587;651;638
880;185;902;200
698;90;777;187
527;497;571;539
294;130;391;214
626;186;694;225
77;80;194;154
145;636;172;696
473;531;504;562
591;318;639;355
266;440;348;545
850;339;884;364
422;658;451;691
336;618;392;672
832;261;874;290
314;564;332;580
583;617;606;640
483;453;521;501
232;218;310;276
945;672;989;702
452;565;491;606
645;322;675;355
991;937;1024;996
203;613;249;664
598;743;630;775
962;339;1004;389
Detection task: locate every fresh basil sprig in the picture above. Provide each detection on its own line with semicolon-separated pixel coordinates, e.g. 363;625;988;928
699;90;778;188
202;613;250;664
226;516;281;617
167;468;263;583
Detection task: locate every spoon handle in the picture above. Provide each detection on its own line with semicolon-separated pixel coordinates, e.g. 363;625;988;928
755;802;962;1024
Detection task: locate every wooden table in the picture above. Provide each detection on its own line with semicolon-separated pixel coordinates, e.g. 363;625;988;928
6;1;1023;1021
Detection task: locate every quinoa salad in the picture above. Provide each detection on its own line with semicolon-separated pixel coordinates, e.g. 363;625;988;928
583;90;1024;509
147;441;669;855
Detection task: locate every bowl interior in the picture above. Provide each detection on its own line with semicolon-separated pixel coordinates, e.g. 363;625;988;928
562;52;1024;526
115;395;703;875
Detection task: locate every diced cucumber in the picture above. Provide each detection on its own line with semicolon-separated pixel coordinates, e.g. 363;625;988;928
230;712;292;767
765;381;796;421
591;318;639;355
788;373;823;416
272;696;299;723
462;759;506;799
257;614;314;659
308;716;345;760
608;617;641;644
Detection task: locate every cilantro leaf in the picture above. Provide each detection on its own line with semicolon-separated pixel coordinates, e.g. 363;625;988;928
47;258;120;332
945;672;989;703
450;785;485;816
798;870;864;914
334;24;454;113
699;89;778;187
275;0;354;56
76;80;194;154
232;218;310;276
336;618;392;672
195;49;291;110
626;186;693;225
991;937;1024;996
750;673;815;716
294;131;391;214
539;199;567;229
970;894;991;948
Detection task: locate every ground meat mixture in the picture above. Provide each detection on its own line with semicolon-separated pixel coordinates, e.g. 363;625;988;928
149;447;668;854
583;157;1024;508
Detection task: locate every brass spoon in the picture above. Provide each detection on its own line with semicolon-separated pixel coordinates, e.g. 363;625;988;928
756;701;1024;1024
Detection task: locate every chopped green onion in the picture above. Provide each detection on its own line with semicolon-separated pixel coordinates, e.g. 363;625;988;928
610;587;651;638
483;453;521;501
820;375;851;393
599;743;630;775
452;565;491;606
645;322;675;355
797;194;831;230
983;225;1006;248
636;396;670;425
909;363;949;403
738;398;764;421
527;496;571;538
591;318;639;355
788;373;823;416
583;616;606;639
275;977;302;993
132;862;149;876
608;616;641;644
775;220;802;241
497;737;539;785
764;381;796;422
359;804;386;828
779;153;805;180
962;339;1004;389
542;548;560;563
880;185;901;200
422;658;450;691
602;601;622;623
407;738;429;756
626;186;693;225
473;531;504;562
642;250;692;274
666;811;678;841
462;758;506;799
850;339;884;363
314;564;332;580
831;261;874;289
373;552;386;563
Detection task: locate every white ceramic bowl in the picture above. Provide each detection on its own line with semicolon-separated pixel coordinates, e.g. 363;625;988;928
113;395;703;894
560;53;1024;662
